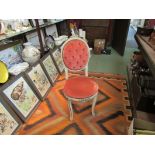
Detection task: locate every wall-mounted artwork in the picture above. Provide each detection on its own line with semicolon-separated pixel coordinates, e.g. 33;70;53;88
26;30;45;49
25;64;51;100
45;25;58;38
0;98;21;135
1;75;40;121
0;42;23;69
40;53;59;84
51;48;64;74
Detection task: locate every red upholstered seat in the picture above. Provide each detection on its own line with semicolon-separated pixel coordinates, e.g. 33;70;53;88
63;77;98;99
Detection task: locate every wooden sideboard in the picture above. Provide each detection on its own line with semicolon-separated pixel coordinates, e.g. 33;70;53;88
127;34;155;120
135;34;155;78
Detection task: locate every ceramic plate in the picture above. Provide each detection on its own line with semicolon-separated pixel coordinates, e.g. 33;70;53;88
0;61;9;83
45;35;55;49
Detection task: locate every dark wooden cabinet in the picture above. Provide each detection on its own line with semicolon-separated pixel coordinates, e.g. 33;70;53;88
127;34;155;119
81;19;110;27
79;19;114;47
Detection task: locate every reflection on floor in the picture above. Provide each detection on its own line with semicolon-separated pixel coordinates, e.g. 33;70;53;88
17;72;131;135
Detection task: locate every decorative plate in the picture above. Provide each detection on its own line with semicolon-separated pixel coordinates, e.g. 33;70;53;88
45;35;55;49
0;61;9;83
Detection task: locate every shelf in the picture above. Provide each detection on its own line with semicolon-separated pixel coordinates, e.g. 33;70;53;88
0;27;35;42
0;20;66;42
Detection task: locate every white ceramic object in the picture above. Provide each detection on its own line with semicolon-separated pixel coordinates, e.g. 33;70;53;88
9;62;29;75
22;42;41;65
0;21;5;34
54;35;68;46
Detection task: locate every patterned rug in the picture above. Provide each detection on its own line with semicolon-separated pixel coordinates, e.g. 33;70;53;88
17;72;132;135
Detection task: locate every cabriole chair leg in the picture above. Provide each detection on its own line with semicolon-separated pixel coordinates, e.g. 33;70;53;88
68;99;73;121
92;94;98;116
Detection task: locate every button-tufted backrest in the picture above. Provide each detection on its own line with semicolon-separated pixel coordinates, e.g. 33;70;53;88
61;38;89;71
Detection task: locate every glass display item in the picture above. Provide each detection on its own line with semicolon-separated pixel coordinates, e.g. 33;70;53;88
0;61;9;84
21;42;41;65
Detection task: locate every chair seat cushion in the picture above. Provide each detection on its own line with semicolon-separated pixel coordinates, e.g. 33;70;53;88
63;77;98;99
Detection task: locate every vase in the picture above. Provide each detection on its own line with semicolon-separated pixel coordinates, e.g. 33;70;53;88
0;21;5;34
22;42;41;65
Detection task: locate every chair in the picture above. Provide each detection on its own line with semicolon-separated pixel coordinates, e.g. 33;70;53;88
61;37;98;120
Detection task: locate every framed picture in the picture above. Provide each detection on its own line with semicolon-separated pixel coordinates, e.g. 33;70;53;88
0;41;23;69
51;48;65;74
26;30;45;49
25;63;51;100
94;39;106;54
40;53;59;85
0;74;40;122
45;25;58;38
0;97;22;135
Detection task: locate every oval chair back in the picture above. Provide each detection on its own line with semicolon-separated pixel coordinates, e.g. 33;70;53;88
61;37;90;79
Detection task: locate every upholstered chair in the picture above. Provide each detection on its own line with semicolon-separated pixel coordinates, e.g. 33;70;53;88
61;37;98;120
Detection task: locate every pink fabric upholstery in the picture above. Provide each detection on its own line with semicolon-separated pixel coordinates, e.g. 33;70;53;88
63;77;98;99
62;39;89;70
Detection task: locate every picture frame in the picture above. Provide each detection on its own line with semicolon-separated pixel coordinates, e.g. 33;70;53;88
45;25;58;38
0;97;22;135
0;74;40;122
26;30;45;48
0;40;23;69
25;63;51;100
50;47;65;74
40;53;59;85
94;39;106;54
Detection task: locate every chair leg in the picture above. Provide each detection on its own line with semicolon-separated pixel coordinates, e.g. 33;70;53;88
92;94;98;116
68;100;73;121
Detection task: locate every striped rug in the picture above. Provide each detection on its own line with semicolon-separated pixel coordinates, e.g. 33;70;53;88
17;72;132;135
